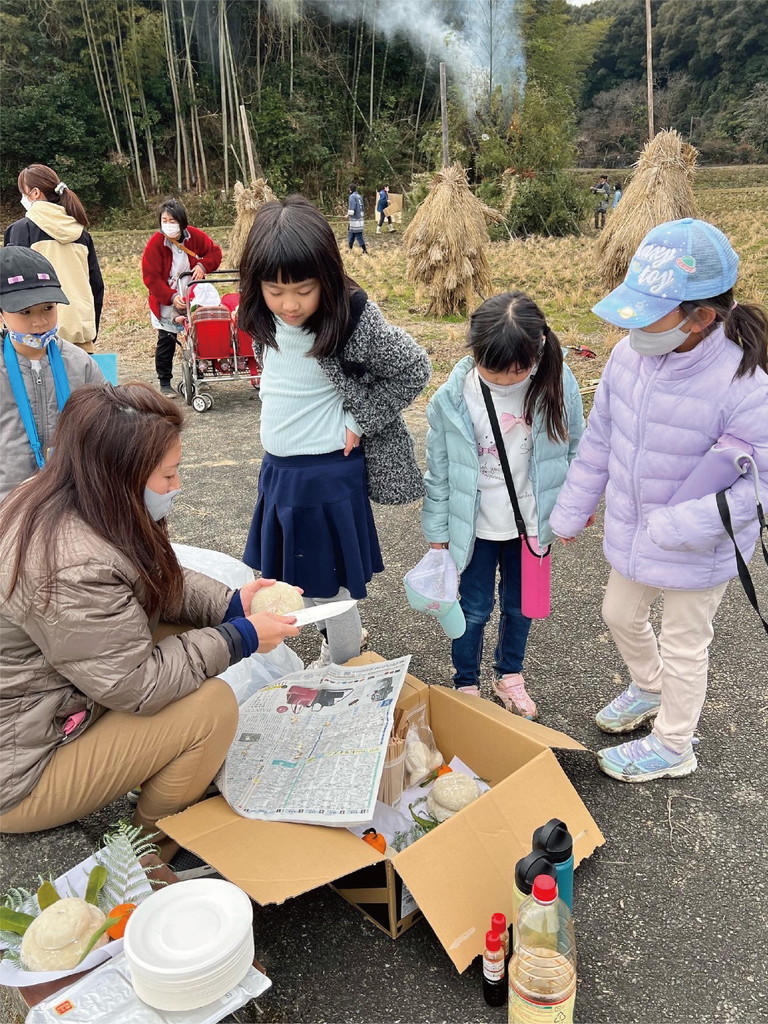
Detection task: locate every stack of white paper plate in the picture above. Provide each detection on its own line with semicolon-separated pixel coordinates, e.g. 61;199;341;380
124;878;254;1011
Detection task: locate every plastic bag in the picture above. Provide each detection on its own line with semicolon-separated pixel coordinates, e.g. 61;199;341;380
186;281;221;311
171;543;303;704
25;954;271;1024
403;703;443;787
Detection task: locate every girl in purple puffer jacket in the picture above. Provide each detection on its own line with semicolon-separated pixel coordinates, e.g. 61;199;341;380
550;219;768;783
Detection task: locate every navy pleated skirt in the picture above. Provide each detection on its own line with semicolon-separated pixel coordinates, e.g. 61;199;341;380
243;448;384;599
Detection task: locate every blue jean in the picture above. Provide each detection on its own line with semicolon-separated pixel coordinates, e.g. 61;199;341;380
348;229;367;252
452;537;533;688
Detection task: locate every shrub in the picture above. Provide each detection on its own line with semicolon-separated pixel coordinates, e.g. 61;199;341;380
505;172;591;237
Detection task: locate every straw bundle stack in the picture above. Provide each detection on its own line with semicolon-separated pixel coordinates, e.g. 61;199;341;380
227;178;278;267
403;162;503;316
596;129;698;291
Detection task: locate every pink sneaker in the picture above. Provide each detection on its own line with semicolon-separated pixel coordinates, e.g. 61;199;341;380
456;685;481;697
492;673;537;719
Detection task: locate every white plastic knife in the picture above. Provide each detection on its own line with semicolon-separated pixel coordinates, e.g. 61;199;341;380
288;599;357;626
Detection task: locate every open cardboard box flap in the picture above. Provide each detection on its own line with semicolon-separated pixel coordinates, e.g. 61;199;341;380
160;653;603;970
392;748;603;972
160;797;385;906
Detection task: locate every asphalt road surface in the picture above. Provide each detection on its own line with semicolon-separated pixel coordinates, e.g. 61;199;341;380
2;378;766;1024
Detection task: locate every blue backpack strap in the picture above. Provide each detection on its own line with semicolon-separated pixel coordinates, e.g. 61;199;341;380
4;333;45;468
47;338;71;410
3;334;71;469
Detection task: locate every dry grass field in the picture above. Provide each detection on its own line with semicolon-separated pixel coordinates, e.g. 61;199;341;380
94;170;768;402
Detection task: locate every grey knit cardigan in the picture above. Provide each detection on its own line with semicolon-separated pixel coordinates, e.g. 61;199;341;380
318;292;431;504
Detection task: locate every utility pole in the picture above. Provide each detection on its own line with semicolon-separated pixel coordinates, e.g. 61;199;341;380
439;61;450;168
645;0;655;140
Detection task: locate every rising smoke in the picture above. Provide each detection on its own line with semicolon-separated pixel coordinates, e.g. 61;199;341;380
269;0;526;109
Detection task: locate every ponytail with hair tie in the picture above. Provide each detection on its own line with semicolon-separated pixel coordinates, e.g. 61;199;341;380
54;181;69;195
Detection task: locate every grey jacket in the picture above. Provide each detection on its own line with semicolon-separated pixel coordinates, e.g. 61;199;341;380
0;336;105;502
0;515;234;813
318;294;431;504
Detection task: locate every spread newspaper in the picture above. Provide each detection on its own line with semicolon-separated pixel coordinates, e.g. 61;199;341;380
221;656;410;825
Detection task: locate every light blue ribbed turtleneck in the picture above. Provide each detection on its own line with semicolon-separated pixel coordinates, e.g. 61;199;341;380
259;317;361;456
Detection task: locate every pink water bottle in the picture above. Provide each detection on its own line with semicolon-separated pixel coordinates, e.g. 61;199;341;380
521;536;551;619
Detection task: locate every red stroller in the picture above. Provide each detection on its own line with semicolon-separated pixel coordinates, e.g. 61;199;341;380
176;269;261;412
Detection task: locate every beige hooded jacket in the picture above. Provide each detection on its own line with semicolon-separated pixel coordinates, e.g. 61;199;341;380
3;204;104;351
0;515;233;813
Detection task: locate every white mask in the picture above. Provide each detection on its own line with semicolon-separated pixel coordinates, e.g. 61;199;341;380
161;222;181;239
628;316;691;356
20;194;33;211
144;486;180;521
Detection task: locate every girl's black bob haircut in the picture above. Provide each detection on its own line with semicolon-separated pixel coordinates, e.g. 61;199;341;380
238;195;354;359
157;198;188;234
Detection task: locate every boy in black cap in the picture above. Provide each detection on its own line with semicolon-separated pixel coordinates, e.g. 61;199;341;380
0;246;104;501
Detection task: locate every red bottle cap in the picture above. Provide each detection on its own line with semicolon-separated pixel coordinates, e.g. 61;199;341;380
485;930;501;951
532;874;558;903
491;912;507;932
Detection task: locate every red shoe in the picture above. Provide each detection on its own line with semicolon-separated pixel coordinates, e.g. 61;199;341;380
492;673;537;719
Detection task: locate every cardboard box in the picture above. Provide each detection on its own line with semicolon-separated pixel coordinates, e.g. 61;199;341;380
159;654;604;972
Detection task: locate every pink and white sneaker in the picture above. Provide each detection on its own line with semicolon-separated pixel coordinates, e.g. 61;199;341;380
492;673;537;719
456;685;481;697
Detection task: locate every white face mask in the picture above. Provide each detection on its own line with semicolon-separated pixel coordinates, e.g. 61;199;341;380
20;194;33;211
161;221;181;239
629;316;691;356
144;486;181;521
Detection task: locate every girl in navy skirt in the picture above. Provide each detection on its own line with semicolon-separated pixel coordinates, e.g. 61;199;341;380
239;196;430;666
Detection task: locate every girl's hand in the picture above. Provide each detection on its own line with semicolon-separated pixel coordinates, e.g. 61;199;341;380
171;293;186;311
557;513;596;545
238;578;302;614
191;264;206;282
344;428;362;456
246;612;301;653
429;543;449;549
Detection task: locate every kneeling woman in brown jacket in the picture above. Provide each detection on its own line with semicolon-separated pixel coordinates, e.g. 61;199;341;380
0;383;299;859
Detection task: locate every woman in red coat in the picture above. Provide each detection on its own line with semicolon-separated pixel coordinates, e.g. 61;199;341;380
141;199;222;396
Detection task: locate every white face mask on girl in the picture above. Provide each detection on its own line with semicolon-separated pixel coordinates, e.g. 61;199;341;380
20;194;33;211
161;222;181;239
144;486;181;521
629;316;691;356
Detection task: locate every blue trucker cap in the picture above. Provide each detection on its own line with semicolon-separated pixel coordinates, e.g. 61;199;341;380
592;218;740;328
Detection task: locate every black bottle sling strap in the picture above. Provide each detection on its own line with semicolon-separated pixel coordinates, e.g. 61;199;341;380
716;488;768;636
479;378;550;558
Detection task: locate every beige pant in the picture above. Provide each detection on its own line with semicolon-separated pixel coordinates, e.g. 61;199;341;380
602;569;728;752
0;677;238;859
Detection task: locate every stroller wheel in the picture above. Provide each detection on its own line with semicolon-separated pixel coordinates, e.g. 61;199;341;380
191;394;209;413
201;392;214;410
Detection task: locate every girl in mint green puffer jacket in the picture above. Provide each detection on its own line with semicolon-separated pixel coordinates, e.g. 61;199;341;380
422;292;585;718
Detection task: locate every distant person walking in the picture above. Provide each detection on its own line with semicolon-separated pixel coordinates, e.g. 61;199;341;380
4;164;104;352
612;182;623;208
347;184;368;253
141;198;222;397
376;185;394;234
590;174;612;230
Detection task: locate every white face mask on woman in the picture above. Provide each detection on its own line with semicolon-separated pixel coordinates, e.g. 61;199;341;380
628;316;692;356
20;194;33;211
161;221;181;239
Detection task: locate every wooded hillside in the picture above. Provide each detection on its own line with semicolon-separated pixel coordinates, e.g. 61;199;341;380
0;0;765;216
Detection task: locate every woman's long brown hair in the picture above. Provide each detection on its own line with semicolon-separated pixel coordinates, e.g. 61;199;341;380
1;383;184;617
18;163;90;228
